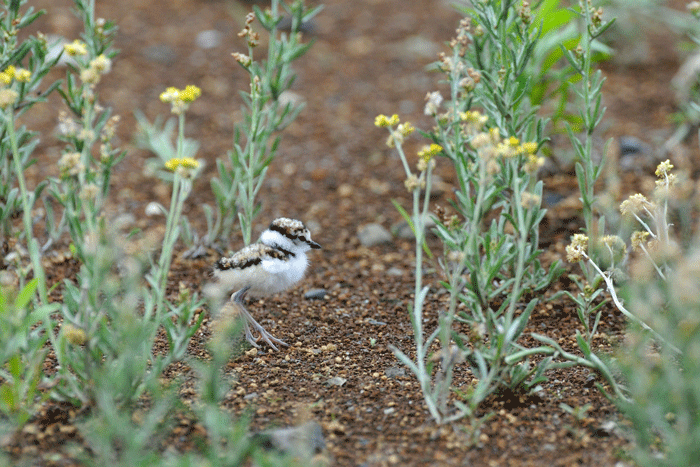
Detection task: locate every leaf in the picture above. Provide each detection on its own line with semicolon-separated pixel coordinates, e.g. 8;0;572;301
14;278;38;310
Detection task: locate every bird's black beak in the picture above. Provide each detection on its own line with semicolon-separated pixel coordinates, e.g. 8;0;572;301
309;240;321;249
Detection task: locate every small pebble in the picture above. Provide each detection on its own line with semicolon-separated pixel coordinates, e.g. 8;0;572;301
357;223;392;247
304;288;328;300
195;30;222;49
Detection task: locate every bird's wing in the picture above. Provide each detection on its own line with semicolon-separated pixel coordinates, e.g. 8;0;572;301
215;243;291;272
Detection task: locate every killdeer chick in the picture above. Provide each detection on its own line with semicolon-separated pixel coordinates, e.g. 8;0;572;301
208;218;321;350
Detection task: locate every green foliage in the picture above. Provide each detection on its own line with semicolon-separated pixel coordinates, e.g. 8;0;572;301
1;0;321;463
0;279;58;430
616;245;700;467
381;0;567;424
207;0;322;246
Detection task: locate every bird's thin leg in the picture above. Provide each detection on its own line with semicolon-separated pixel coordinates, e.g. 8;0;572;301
232;287;289;351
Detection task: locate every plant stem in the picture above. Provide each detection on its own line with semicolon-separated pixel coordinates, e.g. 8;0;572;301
7;109;48;305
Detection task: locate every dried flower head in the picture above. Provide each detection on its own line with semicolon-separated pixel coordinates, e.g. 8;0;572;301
80;183;99;202
63;324;87;346
566;233;588;262
630;230;650;252
58;111;79;136
620;193;652;217
524;154;545;174
520;191;541;209
58;152;83;177
417;157;436;172
232;52;252;67
470;131;491;149
655;159;674;178
424;91;443;116
101;115;120;142
518;1;532;24
404;173;423;192
0;88;18;109
79;66;100;85
90;54;112;74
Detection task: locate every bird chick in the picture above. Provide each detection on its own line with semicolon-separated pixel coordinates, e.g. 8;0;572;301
207;218;321;350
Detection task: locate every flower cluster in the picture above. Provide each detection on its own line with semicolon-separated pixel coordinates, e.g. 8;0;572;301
566;233;589;263
64;39;88;56
375;113;415;148
0;65;31;109
620;193;654;217
159;85;202;115
417;143;443;162
460;111;543;175
64;40;113;86
238;12;259;48
58;152;84;178
417;143;442;171
165;157;200;179
690;1;700;17
374;113;400;128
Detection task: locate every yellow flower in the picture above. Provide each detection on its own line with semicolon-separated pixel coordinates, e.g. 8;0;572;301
160;85;200;114
14;68;31;82
160;87;180;103
522;141;538;154
0;71;12;85
2;65;16;81
460;110;488;132
655;159;673;178
375;114;391;127
397;122;415;137
64;39;88;56
165;158;181;171
417;143;443;161
507;136;520;147
375;113;399;127
179;84;201;103
179;157;200;169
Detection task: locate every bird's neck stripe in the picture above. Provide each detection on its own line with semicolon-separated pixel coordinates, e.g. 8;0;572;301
269;223;299;242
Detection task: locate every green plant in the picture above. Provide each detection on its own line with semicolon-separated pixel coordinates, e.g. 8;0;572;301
526;0;613;132
563;0;615;238
0;0;64;304
613;201;700;466
208;0;322;246
379;0;566;426
0;279;58;432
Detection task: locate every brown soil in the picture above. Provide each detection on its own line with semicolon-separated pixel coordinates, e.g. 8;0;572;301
3;0;696;465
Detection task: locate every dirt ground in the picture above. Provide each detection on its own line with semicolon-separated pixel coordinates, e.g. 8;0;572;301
3;0;698;465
